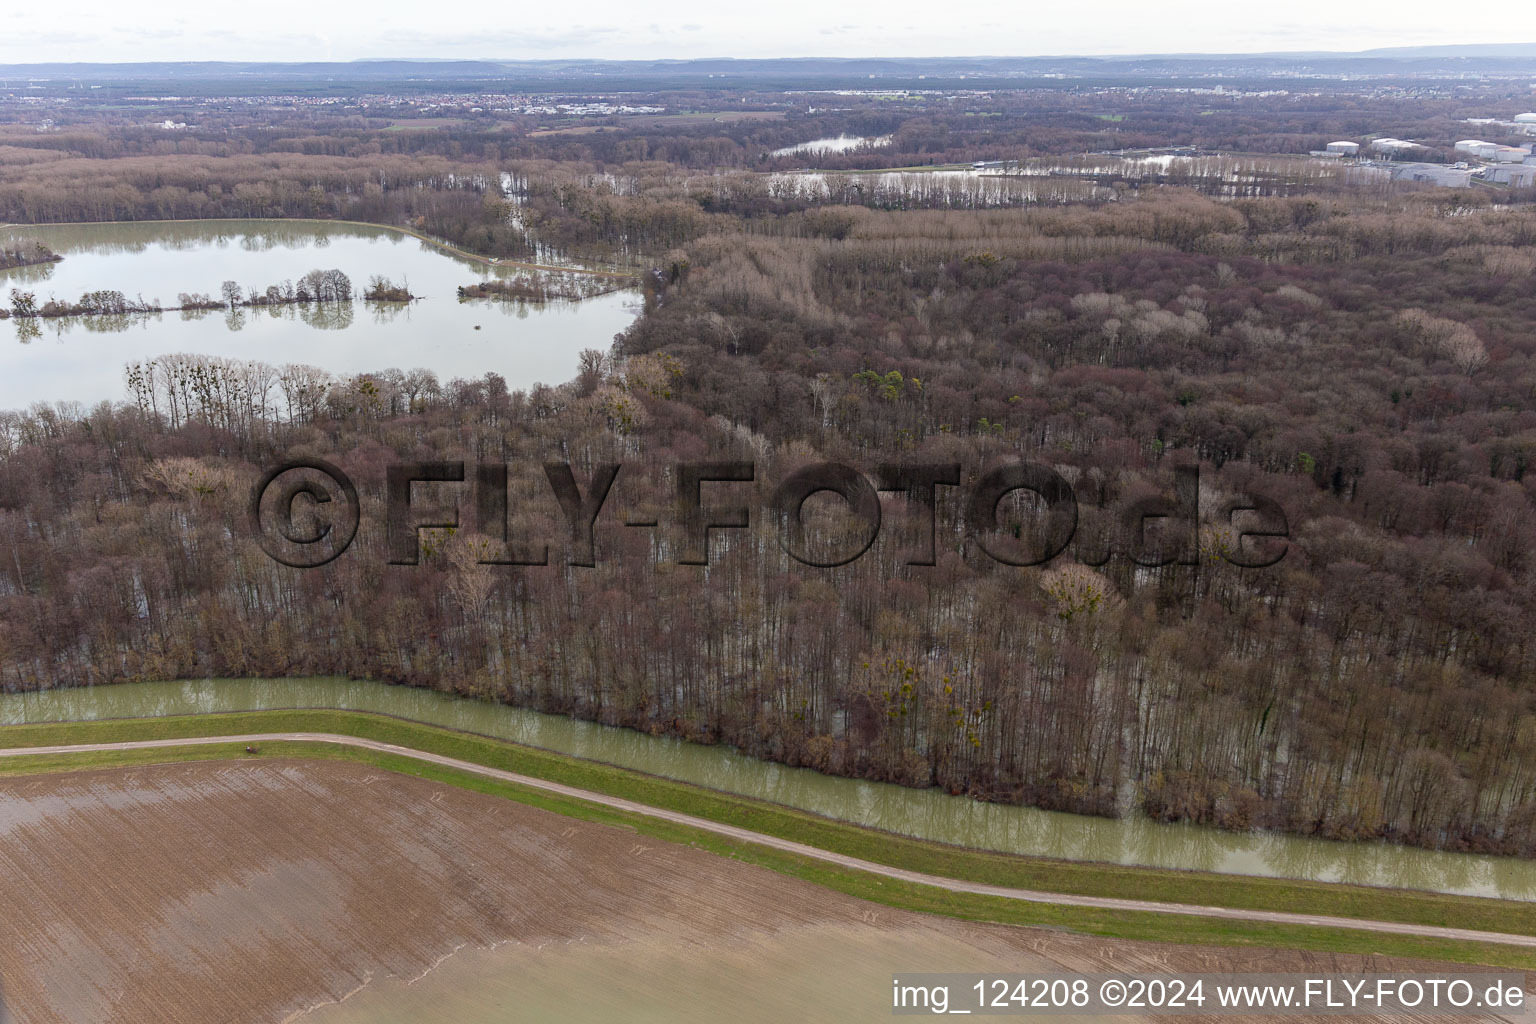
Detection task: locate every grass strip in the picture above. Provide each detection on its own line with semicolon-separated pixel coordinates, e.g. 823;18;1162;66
1;711;1532;957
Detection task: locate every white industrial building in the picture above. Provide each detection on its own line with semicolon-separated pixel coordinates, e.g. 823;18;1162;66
1325;141;1360;156
1487;165;1536;187
1389;163;1472;188
1454;140;1531;162
1516;113;1536;124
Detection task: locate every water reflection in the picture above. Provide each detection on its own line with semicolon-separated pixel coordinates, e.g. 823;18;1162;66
298;301;353;331
14;220;395;255
771;134;893;157
1127;818;1255;875
1;261;53;285
0;220;639;410
75;313;149;334
368;302;410;325
3;676;1534;901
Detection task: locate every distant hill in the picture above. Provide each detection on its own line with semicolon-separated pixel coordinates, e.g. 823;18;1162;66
1;49;1532;91
1356;42;1536;57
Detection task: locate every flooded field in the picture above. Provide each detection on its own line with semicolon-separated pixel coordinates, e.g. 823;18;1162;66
770;134;892;157
0;220;639;410
751;150;1379;208
765;169;1109;206
1007;153;1384;196
0;759;1509;1024
5;678;1536;901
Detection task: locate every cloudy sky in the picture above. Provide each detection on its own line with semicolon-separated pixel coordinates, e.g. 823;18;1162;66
4;0;1533;63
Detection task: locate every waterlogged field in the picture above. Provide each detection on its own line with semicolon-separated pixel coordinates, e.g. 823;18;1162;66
7;677;1536;901
0;758;1507;1024
0;220;638;410
0;758;1049;1024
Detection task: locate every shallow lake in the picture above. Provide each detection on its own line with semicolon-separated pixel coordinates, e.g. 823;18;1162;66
0;219;640;411
4;675;1535;901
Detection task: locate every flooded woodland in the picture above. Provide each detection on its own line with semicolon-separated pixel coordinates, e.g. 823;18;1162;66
3;53;1536;1023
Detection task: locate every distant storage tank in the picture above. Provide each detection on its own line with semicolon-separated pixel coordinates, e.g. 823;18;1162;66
1515;113;1536;124
1325;141;1360;155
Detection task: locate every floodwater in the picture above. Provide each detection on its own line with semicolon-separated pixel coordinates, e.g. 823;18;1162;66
766;169;1110;205
759;154;1366;205
4;676;1536;901
0;220;640;410
771;134;892;157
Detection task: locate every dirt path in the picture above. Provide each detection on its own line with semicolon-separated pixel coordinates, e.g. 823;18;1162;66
3;732;1533;950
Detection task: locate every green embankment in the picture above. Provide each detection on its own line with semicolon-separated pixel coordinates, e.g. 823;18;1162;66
2;710;1533;968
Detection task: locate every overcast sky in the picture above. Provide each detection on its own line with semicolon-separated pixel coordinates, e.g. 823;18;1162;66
4;0;1533;64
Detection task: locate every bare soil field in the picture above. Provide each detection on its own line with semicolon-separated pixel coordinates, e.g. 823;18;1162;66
0;759;1523;1024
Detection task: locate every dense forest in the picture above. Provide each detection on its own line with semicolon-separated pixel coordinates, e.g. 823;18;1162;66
3;90;1536;855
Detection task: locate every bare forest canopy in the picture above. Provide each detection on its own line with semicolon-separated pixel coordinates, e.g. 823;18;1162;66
4;181;1536;857
4;83;1536;857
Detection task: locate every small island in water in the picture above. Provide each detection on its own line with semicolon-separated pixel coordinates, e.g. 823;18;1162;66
0;239;62;271
457;272;632;303
2;268;419;321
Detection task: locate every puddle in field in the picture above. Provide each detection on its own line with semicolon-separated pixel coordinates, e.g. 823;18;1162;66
292;924;1064;1024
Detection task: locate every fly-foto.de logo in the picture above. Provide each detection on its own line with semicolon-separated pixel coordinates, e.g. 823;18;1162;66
250;459;1288;571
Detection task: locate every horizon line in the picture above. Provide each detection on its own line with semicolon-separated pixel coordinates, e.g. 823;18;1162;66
4;43;1536;68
